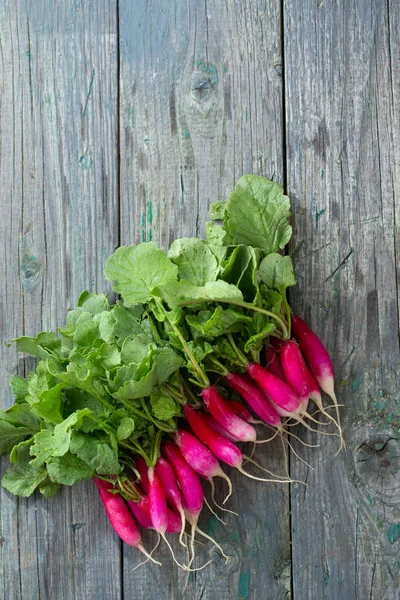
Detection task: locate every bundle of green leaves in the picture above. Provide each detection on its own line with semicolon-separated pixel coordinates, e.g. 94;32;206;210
0;175;297;498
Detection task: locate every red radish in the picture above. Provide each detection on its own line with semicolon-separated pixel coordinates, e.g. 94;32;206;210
135;456;150;494
203;413;240;442
227;400;252;423
265;343;285;380
94;478;159;564
162;442;205;568
160;442;228;566
291;315;336;400
166;509;183;534
148;467;187;569
127;495;153;529
246;362;302;417
155;457;186;544
183;404;290;483
280;340;310;412
175;424;233;500
201;386;257;442
270;337;284;349
291;315;344;447
308;371;323;405
162;442;204;519
224;372;282;427
128;495;182;534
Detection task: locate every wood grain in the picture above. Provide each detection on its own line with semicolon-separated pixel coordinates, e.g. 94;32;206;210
118;0;290;598
0;2;121;599
285;0;400;598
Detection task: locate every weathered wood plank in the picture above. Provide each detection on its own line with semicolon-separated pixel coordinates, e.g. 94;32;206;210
119;1;290;598
0;2;121;599
285;0;400;598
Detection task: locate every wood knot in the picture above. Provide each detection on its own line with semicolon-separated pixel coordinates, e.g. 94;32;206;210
190;62;218;104
355;435;400;506
21;252;41;291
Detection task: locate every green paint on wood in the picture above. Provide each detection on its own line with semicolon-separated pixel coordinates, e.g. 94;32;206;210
367;494;375;505
371;399;387;411
316;208;326;225
238;568;250;600
387;524;400;545
130;107;135;128
352;374;363;391
21;253;41;290
222;65;227;73
184;130;190;139
79;151;93;170
196;61;218;85
82;68;95;118
205;516;219;537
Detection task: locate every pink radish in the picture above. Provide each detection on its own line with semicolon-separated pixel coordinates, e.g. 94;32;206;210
224;372;282;427
148;467;187;569
135;456;150;494
155;457;186;544
201;386;257;442
183;405;290;483
94;477;160;564
161;442;205;568
128;494;182;534
291;315;336;401
280;340;310;412
162;442;204;519
291;315;344;447
227;399;253;423
265;343;285;380
127;495;153;529
160;443;228;564
203;413;240;442
175;422;233;500
246;362;302;417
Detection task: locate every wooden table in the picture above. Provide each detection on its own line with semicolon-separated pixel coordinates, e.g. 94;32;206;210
1;1;399;598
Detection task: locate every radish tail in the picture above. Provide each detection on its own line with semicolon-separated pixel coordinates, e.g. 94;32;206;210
204;496;226;524
236;467;294;483
195;526;230;563
284;437;315;471
243;455;292;481
135;540;162;567
210;479;238;516
161;533;190;571
302;410;333;426
218;471;233;504
178;508;187;549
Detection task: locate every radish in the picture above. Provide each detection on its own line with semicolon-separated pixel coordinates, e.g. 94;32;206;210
265;343;285;380
183;404;291;483
148;467;187;569
135;456;150;494
127;494;153;529
246;362;303;417
201;386;257;442
224;371;282;427
175;422;233;501
226;400;252;424
280;340;310;412
94;477;160;564
155;457;186;545
203;413;240;442
291;315;344;448
161;442;208;568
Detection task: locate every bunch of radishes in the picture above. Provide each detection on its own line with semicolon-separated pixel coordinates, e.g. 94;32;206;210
94;315;342;569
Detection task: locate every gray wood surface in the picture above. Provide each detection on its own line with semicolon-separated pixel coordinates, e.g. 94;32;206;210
285;0;400;598
0;0;399;599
